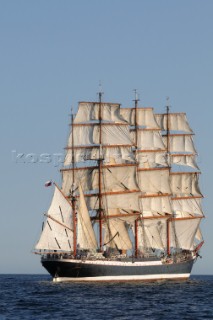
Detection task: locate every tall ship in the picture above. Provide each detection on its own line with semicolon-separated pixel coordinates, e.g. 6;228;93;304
34;90;204;282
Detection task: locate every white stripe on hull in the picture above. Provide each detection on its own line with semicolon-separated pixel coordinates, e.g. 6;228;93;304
53;273;190;282
51;258;163;267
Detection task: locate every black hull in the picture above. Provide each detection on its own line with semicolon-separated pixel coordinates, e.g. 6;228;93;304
41;257;195;282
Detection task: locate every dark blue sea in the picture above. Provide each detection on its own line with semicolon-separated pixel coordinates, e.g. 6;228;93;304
0;275;212;320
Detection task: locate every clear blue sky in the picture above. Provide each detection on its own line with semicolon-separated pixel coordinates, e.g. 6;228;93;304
0;0;212;274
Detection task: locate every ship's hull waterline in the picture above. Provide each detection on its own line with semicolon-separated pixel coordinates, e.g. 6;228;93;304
41;257;195;282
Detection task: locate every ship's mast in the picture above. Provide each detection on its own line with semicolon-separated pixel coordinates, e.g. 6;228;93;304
71;109;77;257
134;89;139;147
133;89;139;258
166;97;171;256
166;97;170;153
98;85;103;250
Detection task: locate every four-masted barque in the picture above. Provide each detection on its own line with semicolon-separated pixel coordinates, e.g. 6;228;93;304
34;90;204;282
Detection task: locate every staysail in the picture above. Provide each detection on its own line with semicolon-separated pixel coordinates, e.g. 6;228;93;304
77;184;97;250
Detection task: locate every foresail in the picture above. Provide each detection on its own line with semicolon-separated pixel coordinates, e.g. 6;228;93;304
35;186;73;251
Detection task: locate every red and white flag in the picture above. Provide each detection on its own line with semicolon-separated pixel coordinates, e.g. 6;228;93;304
44;181;52;187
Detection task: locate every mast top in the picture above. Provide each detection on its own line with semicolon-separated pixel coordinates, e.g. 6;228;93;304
166;96;170;113
71;106;74;117
97;81;104;102
133;89;140;102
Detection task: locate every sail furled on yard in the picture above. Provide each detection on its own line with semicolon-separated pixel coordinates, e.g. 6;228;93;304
35;186;73;251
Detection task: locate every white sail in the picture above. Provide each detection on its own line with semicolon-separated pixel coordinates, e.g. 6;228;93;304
170;154;199;169
92;165;139;192
62;168;91;195
131;130;166;150
35;186;73;251
74;102;126;123
120;108;160;128
62;165;139;195
163;135;196;154
170;218;201;250
64;145;134;166
77;185;97;250
138;151;168;168
138;168;171;195
170;173;202;197
137;219;167;250
155;113;193;133
140;195;172;217
172;197;203;217
195;228;203;242
86;191;141;211
67;124;133;147
64;147;97;165
104;219;132;250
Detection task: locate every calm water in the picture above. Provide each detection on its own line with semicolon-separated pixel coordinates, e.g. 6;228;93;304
0;275;212;320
